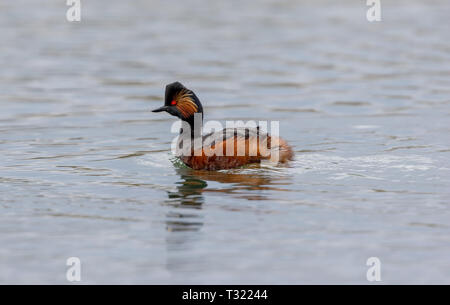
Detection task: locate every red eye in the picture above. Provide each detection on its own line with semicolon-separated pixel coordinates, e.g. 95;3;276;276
171;100;177;106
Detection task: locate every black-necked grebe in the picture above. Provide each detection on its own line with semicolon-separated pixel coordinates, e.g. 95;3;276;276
152;82;293;170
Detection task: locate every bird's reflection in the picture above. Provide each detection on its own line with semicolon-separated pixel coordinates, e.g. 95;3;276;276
164;166;289;272
165;166;279;233
167;171;207;208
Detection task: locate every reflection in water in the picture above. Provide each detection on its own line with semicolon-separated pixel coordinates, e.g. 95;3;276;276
164;166;289;233
165;169;207;272
165;168;207;234
167;172;207;208
165;166;284;273
165;166;283;210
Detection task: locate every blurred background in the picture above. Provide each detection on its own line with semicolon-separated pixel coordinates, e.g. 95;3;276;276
0;0;449;284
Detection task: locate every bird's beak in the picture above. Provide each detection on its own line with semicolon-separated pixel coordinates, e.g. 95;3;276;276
152;106;169;113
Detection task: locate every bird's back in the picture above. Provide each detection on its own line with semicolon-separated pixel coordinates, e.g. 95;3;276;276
179;127;294;170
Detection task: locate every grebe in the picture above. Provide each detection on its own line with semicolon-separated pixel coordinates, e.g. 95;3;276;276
152;82;293;170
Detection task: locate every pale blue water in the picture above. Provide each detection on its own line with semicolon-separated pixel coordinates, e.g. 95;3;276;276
0;0;449;284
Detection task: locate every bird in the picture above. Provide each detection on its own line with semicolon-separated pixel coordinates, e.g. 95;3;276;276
152;82;293;170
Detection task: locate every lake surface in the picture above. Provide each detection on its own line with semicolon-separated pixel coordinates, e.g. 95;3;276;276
1;0;449;284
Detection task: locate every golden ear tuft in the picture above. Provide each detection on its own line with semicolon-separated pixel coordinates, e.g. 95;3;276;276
175;89;198;118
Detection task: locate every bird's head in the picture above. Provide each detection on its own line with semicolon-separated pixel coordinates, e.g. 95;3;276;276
152;82;203;123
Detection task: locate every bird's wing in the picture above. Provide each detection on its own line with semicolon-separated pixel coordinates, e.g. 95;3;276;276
202;127;267;146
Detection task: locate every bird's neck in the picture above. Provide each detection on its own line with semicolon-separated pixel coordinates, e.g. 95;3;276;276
181;114;203;140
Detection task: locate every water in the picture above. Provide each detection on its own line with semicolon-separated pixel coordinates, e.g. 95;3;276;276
1;0;449;284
